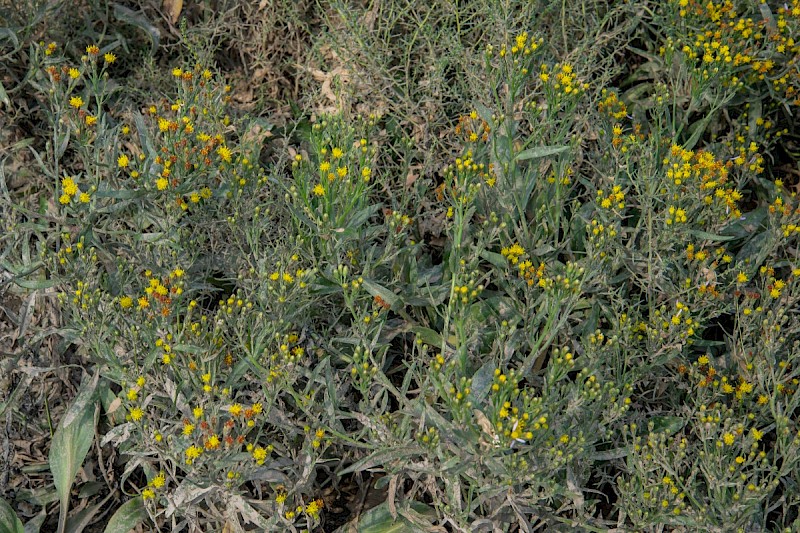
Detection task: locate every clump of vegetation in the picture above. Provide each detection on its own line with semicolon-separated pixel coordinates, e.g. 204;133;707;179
2;1;800;531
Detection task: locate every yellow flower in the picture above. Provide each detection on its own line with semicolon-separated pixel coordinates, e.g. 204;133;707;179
217;145;232;163
183;423;195;436
185;445;203;464
332;147;343;159
305;499;323;519
722;432;734;445
130;407;144;421
142;488;155;500
313;183;325;196
117;154;129;168
205;434;220;450
68;68;80;79
193;406;203;419
336;166;348;178
119;296;133;308
736;272;748;283
276;491;287;504
362;167;371;182
85;115;97;126
151;472;166;489
252;446;268;465
229;403;243;416
59;194;71;205
126;388;138;401
86;44;100;55
62;177;78;196
156;178;169;191
252;402;263;414
103;52;116;63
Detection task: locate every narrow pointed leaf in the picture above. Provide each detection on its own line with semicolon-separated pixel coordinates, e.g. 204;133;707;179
515;145;569;161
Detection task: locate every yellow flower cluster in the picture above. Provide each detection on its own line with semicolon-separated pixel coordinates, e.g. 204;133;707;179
59;176;90;205
500;243;525;264
596;184;626;210
664;144;741;218
541;62;588;97
598;89;628;120
498;31;542;58
670;0;800;102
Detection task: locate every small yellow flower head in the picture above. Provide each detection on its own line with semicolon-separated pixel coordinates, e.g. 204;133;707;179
86;44;100;56
68;68;80;79
185;445;203;464
305;499;323;519
205;434;220;450
104;52;116;63
217;145;232;163
151;471;166;489
85;115;97;126
172;67;183;78
117;154;129;168
193;406;204;419
62;177;78;196
69;96;84;109
59;194;71;205
332;147;343;159
156;178;169;191
252;446;268;465
229;403;243;417
119;296;133;308
142;488;155;500
130;407;144;421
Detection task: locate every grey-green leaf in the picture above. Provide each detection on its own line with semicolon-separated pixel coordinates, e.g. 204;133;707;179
112;4;160;55
515;145;569;161
0;498;24;533
50;379;98;533
334;501;436;533
103;497;148;533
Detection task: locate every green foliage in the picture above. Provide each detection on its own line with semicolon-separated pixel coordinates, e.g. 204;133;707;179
49;373;98;533
4;0;800;531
